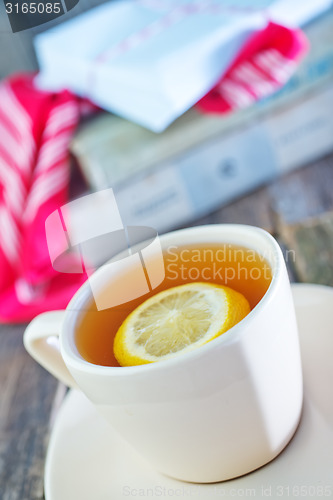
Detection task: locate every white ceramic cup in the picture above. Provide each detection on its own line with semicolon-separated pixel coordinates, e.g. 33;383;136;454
24;224;303;483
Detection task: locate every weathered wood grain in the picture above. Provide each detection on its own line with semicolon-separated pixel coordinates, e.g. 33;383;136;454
269;155;333;283
269;154;333;224
186;154;333;281
274;210;333;285
0;325;60;500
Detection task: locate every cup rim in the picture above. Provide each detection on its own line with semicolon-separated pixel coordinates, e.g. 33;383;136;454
61;224;283;376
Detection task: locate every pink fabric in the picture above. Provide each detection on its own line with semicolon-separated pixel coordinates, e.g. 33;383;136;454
197;22;309;113
0;75;88;323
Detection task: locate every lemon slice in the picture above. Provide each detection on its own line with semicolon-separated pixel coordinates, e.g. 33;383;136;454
114;282;250;366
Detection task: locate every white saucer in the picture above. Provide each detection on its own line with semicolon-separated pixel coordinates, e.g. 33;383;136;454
45;284;333;500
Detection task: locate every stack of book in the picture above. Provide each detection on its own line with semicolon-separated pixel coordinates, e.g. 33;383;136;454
71;9;333;233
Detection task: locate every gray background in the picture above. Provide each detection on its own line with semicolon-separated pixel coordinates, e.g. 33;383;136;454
0;0;110;78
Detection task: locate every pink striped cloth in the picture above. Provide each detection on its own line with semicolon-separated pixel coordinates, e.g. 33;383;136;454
0;75;87;323
197;22;308;113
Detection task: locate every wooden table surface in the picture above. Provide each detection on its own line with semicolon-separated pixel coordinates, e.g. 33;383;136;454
1;152;333;499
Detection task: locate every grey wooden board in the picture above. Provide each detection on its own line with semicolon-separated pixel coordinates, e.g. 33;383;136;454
0;325;60;500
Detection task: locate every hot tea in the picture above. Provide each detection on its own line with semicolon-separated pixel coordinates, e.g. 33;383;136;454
75;243;272;366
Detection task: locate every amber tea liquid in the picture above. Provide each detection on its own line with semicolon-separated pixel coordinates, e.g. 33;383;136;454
75;243;272;366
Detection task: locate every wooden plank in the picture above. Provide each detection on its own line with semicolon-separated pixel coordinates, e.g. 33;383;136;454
0;325;60;500
194;154;333;283
267;155;333;284
274;210;333;285
268;154;333;224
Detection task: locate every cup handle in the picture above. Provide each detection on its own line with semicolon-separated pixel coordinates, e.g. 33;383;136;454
23;311;78;389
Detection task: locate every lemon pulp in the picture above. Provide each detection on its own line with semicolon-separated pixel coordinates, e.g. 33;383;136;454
113;282;250;366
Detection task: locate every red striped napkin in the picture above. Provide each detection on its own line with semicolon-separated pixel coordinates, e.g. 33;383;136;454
0;75;87;323
197;22;308;113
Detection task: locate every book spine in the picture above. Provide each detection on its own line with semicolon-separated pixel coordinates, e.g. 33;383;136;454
115;84;333;233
